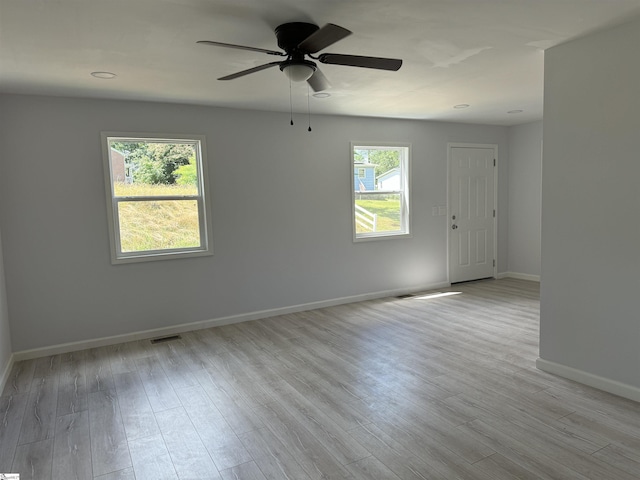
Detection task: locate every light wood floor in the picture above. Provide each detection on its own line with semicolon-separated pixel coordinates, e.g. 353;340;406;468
1;278;639;479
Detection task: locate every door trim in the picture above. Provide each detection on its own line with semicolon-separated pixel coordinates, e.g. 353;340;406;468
447;143;498;284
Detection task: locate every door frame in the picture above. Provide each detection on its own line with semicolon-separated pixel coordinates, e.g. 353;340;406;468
447;143;498;284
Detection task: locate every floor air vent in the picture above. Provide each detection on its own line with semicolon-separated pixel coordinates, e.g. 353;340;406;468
150;334;182;344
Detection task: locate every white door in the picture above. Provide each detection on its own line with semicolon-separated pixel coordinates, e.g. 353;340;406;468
449;145;496;283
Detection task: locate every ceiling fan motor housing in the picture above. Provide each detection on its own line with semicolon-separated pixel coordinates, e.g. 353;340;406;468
275;22;319;54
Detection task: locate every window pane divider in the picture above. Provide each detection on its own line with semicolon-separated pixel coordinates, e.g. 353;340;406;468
356;190;402;195
114;195;200;202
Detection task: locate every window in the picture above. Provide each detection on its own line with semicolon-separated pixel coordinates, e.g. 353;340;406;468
102;133;212;263
352;143;410;240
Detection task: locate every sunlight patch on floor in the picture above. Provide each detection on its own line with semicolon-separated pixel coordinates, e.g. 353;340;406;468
412;291;462;300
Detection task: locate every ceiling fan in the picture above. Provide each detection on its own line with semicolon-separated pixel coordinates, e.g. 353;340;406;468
197;22;403;91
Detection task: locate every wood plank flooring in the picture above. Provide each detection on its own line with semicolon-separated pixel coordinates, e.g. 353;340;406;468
1;278;639;479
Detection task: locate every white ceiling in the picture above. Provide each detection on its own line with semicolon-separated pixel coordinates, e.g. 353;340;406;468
2;0;640;126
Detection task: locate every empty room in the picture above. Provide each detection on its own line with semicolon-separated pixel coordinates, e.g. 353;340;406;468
1;1;639;479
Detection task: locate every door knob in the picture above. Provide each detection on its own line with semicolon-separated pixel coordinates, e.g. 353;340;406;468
452;224;458;230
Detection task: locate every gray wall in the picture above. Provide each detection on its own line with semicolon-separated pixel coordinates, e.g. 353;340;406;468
507;121;542;278
540;18;640;389
0;228;12;380
0;94;509;352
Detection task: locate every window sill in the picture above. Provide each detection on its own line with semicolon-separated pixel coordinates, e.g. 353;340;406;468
111;248;213;265
354;231;412;242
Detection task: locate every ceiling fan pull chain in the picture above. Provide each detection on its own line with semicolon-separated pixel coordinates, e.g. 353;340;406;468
289;77;294;126
307;84;312;132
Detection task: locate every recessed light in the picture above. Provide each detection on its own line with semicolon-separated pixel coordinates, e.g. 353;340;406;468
507;109;523;114
312;92;331;98
453;104;470;109
91;71;117;79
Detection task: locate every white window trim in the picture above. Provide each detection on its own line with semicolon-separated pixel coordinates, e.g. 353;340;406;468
101;132;213;264
351;142;411;242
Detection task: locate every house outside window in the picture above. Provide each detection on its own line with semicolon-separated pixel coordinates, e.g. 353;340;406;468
352;143;410;240
102;133;212;263
354;163;376;192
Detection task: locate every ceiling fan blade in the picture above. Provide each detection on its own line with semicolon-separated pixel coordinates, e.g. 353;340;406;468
218;61;282;80
197;40;285;57
307;68;331;92
297;23;352;53
318;53;402;71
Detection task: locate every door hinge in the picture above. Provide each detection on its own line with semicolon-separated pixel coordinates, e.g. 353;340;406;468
493;209;496;218
493;158;496;167
493;259;496;267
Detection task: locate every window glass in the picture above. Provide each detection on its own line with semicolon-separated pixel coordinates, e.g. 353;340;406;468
117;200;201;252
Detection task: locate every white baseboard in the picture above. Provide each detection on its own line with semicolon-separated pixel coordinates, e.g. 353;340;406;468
0;353;15;394
497;272;540;282
13;281;450;361
536;358;640;403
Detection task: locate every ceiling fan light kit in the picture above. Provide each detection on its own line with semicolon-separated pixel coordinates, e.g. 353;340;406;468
280;60;316;82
